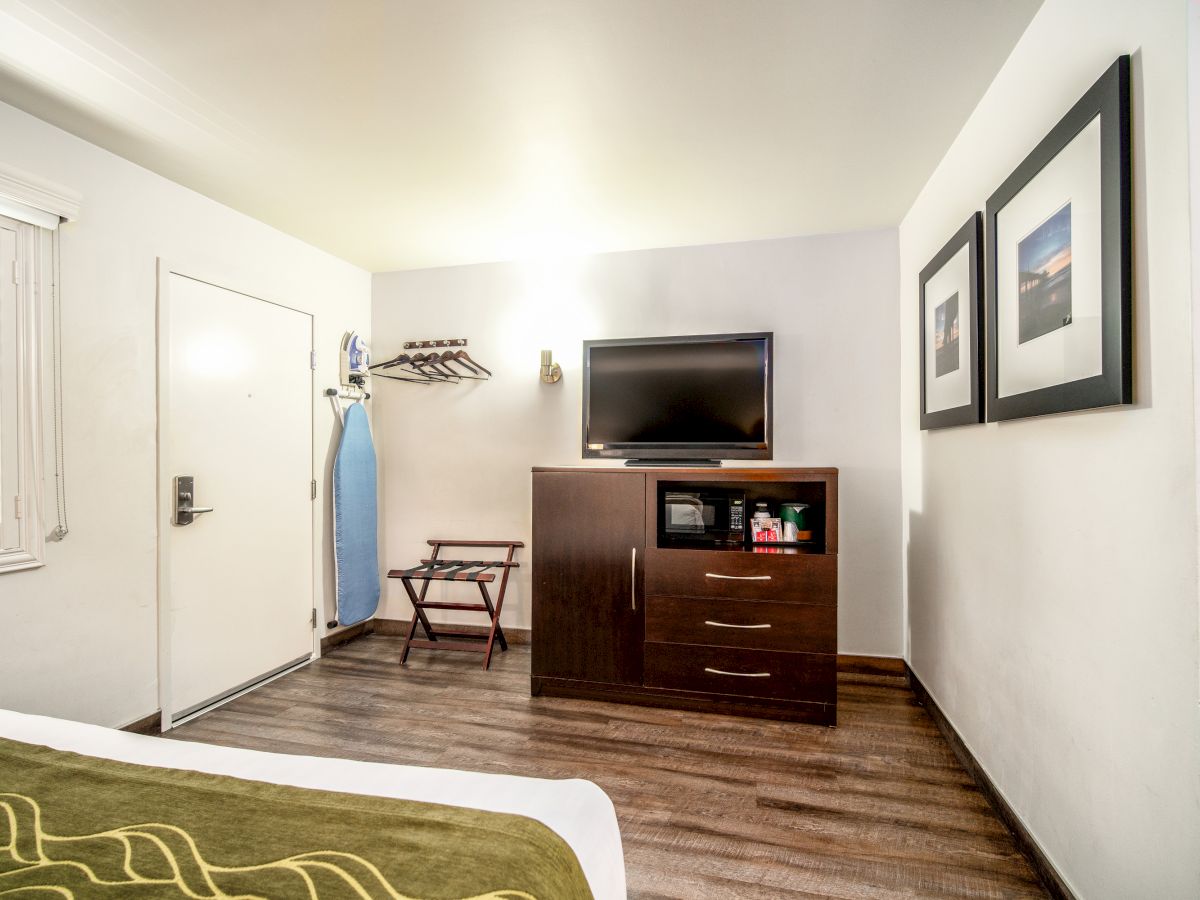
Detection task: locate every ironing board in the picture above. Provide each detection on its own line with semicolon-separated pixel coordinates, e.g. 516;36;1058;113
333;402;380;626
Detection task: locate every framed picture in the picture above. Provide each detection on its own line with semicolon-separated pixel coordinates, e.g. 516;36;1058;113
985;56;1131;422
920;212;983;429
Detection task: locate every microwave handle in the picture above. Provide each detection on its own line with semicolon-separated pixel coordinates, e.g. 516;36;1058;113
631;547;637;611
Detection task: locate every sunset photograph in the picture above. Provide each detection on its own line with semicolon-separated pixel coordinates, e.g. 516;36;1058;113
1017;201;1073;343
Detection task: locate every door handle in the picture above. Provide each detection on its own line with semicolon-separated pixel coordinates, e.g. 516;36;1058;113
631;547;637;611
705;573;772;581
173;475;214;526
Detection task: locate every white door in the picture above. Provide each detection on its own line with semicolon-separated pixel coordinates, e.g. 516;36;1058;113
160;270;314;724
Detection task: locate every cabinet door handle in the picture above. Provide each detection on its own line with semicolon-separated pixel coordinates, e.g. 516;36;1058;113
705;573;772;581
704;620;771;630
631;547;637;611
704;667;771;678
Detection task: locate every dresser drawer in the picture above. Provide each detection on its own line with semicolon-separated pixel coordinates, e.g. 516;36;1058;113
644;548;836;605
644;642;835;703
645;595;835;653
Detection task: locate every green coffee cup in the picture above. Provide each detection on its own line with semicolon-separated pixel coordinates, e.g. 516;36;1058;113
781;503;812;542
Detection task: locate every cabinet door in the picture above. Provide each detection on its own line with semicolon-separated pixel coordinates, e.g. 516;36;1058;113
532;471;645;685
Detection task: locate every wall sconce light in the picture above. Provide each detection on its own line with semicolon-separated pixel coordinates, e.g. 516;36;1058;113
540;349;562;384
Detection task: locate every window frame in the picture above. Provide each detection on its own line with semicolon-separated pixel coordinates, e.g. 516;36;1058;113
0;212;44;574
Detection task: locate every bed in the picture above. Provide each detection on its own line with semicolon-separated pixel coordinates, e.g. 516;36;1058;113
0;708;626;899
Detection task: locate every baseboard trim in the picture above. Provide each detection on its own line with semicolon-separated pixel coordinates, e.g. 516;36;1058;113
837;654;906;677
905;663;1076;900
370;617;411;637
371;617;531;644
120;711;162;735
332;624;888;662
321;619;375;652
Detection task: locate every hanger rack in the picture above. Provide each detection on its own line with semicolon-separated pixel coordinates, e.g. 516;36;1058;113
368;338;491;385
404;338;467;350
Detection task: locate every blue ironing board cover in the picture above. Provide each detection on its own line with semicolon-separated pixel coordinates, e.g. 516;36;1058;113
333;402;380;626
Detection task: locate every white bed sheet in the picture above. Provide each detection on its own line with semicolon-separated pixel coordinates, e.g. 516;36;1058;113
0;708;626;900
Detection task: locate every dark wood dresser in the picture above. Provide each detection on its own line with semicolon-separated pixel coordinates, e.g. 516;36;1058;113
531;466;838;725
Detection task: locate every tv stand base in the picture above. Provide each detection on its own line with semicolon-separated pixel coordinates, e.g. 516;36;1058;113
624;458;721;467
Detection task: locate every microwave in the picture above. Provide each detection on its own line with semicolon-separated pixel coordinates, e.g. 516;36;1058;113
662;489;746;544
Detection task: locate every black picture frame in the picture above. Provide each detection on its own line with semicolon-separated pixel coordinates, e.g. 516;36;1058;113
920;212;984;430
985;55;1132;422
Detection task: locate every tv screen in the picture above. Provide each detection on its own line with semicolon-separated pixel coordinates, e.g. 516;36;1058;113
583;333;772;461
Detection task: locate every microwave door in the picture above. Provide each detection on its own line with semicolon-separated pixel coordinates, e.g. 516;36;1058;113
665;495;705;534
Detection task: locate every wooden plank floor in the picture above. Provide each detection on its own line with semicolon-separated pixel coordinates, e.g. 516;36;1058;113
169;635;1046;899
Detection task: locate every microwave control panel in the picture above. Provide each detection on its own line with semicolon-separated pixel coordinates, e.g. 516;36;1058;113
729;497;745;531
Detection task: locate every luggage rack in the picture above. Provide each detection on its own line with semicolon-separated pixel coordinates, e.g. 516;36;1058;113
388;539;523;670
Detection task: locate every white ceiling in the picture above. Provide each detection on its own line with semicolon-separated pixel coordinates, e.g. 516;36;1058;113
0;0;1041;272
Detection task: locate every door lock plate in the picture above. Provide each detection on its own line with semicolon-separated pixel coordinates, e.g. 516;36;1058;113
173;475;214;526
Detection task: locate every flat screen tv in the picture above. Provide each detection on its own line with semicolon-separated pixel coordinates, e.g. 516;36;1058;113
582;332;773;465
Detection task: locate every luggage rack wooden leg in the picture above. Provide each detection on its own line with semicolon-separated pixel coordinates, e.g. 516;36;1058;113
399;576;437;667
479;581;508;669
389;540;523;671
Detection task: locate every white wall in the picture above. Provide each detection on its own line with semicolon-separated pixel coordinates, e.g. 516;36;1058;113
372;229;902;656
0;100;371;729
898;1;1200;897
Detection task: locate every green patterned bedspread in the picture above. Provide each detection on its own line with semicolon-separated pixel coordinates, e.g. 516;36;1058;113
0;736;593;899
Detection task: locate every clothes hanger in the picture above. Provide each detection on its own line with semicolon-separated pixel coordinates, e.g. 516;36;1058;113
438;351;477;373
436;351;489;379
369;352;416;371
411;353;461;380
452;349;492;377
374;352;450;382
373;372;433;385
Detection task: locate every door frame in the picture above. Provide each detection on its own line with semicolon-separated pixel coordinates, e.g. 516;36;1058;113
155;258;317;731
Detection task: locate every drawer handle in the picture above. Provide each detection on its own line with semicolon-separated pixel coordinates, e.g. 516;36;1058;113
705;573;772;581
705;620;771;630
631;547;637;611
704;667;771;678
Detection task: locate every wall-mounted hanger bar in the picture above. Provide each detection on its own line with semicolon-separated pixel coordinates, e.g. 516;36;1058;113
325;386;370;426
403;338;467;350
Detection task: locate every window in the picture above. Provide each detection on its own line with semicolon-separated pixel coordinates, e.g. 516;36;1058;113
0;162;78;572
0;212;43;572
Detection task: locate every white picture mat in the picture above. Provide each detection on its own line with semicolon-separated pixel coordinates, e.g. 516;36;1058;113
996;117;1103;398
924;244;972;414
